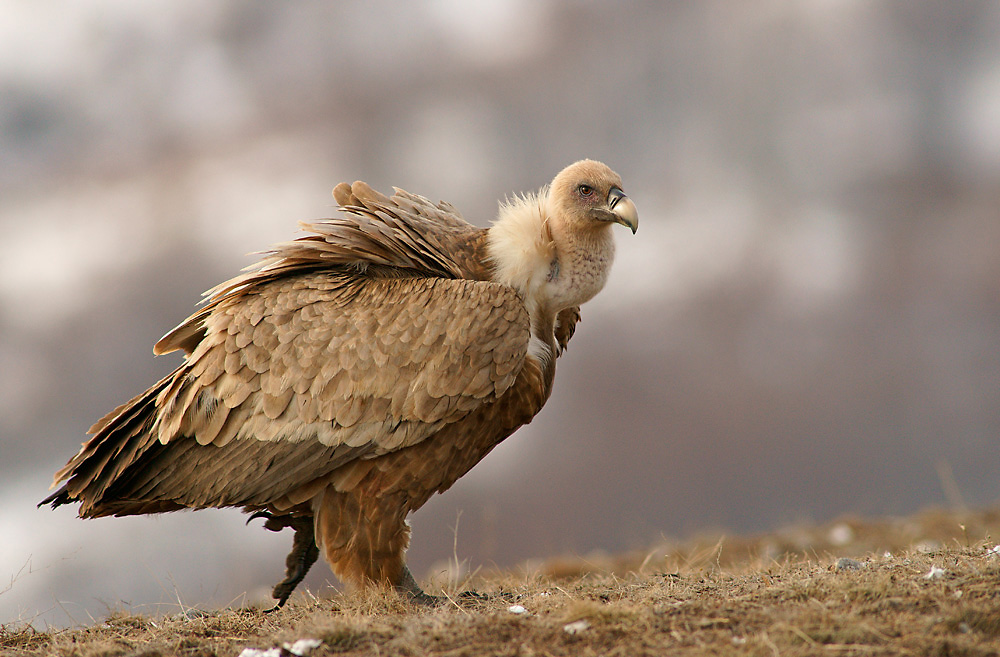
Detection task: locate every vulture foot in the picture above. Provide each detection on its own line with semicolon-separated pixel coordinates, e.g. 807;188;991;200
393;569;506;607
395;566;443;606
248;511;319;610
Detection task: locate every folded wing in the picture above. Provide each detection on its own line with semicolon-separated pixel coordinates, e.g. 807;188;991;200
47;270;529;518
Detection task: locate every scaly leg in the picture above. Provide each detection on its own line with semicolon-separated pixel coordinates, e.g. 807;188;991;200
247;511;319;609
395;564;440;605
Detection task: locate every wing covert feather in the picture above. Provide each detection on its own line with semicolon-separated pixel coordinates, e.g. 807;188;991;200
157;272;530;460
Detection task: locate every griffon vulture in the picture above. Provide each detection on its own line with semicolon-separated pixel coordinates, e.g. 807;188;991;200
42;159;638;606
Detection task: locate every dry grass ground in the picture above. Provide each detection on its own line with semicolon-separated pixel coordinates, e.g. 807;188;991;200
4;506;1000;657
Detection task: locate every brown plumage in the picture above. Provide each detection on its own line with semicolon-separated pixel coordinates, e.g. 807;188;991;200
42;159;638;605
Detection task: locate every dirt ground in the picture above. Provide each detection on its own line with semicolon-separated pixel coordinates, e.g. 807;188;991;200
4;506;1000;656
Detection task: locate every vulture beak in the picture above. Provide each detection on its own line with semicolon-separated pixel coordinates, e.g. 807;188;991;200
607;186;638;234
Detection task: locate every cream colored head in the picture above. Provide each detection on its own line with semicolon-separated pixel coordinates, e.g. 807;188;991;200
546;159;638;235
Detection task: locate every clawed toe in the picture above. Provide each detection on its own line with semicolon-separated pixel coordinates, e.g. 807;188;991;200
246;510;303;534
404;590;445;606
454;589;512;606
456;590;489;601
408;589;507;608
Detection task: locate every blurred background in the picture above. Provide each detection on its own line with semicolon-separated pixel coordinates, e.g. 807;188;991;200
3;0;999;628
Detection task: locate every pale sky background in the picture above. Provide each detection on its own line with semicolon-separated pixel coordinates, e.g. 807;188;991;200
2;0;1000;628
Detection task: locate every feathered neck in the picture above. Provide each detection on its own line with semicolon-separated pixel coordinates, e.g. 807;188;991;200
486;190;559;364
486;189;556;301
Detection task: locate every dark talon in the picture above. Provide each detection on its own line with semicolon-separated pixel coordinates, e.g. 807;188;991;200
247;509;304;534
246;510;273;526
404;590;444;607
457;590;491;601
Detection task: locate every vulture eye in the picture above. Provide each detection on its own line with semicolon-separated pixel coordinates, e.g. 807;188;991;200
578;184;594;198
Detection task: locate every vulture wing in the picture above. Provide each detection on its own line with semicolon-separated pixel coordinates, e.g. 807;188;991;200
45;185;528;518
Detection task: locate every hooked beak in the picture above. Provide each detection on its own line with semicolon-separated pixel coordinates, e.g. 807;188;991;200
607;186;638;234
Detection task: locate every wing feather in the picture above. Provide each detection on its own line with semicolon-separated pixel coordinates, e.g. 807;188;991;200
49;272;530;515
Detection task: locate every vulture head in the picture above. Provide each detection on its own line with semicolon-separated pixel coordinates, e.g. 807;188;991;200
547;159;639;236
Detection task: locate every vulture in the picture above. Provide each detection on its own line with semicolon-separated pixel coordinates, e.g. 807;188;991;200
42;159;638;606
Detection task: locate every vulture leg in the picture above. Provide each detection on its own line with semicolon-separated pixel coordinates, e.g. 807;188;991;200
248;511;319;610
314;487;439;602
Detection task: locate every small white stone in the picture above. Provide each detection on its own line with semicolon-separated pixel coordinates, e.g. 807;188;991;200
836;557;864;571
563;619;590;635
238;649;280;657
508;605;527;614
238;638;321;657
924;566;946;580
285;638;323;656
